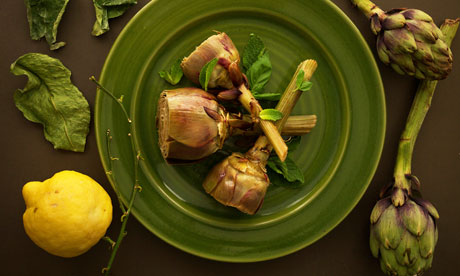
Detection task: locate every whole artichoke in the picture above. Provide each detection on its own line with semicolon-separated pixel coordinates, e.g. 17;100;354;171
370;177;439;276
352;0;453;80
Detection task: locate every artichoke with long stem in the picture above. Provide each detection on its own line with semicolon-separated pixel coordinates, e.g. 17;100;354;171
369;19;459;276
156;88;316;162
203;59;317;214
181;32;289;161
351;0;453;80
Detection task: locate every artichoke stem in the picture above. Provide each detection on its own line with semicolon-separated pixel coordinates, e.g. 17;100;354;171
229;114;317;136
393;19;459;189
350;0;384;19
250;59;318;159
238;84;288;161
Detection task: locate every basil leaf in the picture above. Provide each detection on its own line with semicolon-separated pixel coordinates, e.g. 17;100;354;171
259;109;283;121
267;155;305;184
242;33;266;70
199;58;218;91
25;0;69;50
92;0;137;36
10;53;90;152
159;59;183;85
246;52;272;93
253;92;281;101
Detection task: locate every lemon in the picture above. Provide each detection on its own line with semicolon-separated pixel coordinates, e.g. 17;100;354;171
22;170;113;257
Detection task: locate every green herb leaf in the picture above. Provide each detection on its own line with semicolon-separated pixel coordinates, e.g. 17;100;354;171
10;53;90;152
267;155;305;184
199;58;218;91
92;0;137;36
259;109;283;121
253;92;282;101
25;0;69;50
159;59;184;85
242;33;266;70
246;52;272;93
295;69;313;92
286;136;302;152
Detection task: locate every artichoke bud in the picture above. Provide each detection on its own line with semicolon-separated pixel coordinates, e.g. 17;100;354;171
202;152;269;215
370;179;439;276
372;8;453;80
181;32;240;89
156;88;228;161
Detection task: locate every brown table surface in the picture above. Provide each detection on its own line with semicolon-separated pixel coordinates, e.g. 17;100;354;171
1;0;459;275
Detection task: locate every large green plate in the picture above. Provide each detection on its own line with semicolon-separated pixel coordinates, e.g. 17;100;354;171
95;0;385;262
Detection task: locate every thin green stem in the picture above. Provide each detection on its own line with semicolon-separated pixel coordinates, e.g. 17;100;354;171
393;19;459;189
91;77;142;275
105;129;126;214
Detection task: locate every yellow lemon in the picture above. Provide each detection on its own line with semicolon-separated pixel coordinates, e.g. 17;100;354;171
22;170;113;257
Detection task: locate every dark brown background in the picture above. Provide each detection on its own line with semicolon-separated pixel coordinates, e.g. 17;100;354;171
1;0;459;275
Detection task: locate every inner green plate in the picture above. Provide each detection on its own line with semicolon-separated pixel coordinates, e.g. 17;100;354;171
95;0;385;262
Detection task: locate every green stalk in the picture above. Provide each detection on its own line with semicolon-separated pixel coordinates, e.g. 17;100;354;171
393;19;459;190
90;77;142;275
350;0;385;19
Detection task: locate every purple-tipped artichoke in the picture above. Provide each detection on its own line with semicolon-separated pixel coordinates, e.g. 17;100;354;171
352;0;453;80
181;32;240;89
370;179;439;276
203;152;269;214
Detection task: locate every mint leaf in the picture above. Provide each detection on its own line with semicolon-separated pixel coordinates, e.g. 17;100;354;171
242;33;266;70
246;52;272;93
10;53;90;152
253;92;281;101
259;109;283;121
25;0;69;50
295;69;313;92
286;136;301;152
159;59;183;85
299;81;313;92
199;58;218;91
267;155;305;184
296;69;305;90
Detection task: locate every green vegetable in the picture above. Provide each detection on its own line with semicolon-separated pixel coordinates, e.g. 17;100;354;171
259;109;283;121
92;0;137;36
296;70;314;92
10;53;90;152
351;0;453;80
246;52;272;93
242;33;266;70
24;0;69;50
159;59;184;85
199;58;218;91
369;19;459;276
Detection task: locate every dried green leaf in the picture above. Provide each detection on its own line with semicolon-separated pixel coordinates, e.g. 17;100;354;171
199;58;218;91
25;0;69;50
92;0;137;36
10;53;90;152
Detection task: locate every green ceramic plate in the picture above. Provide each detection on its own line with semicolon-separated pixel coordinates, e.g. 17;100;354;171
95;0;385;262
